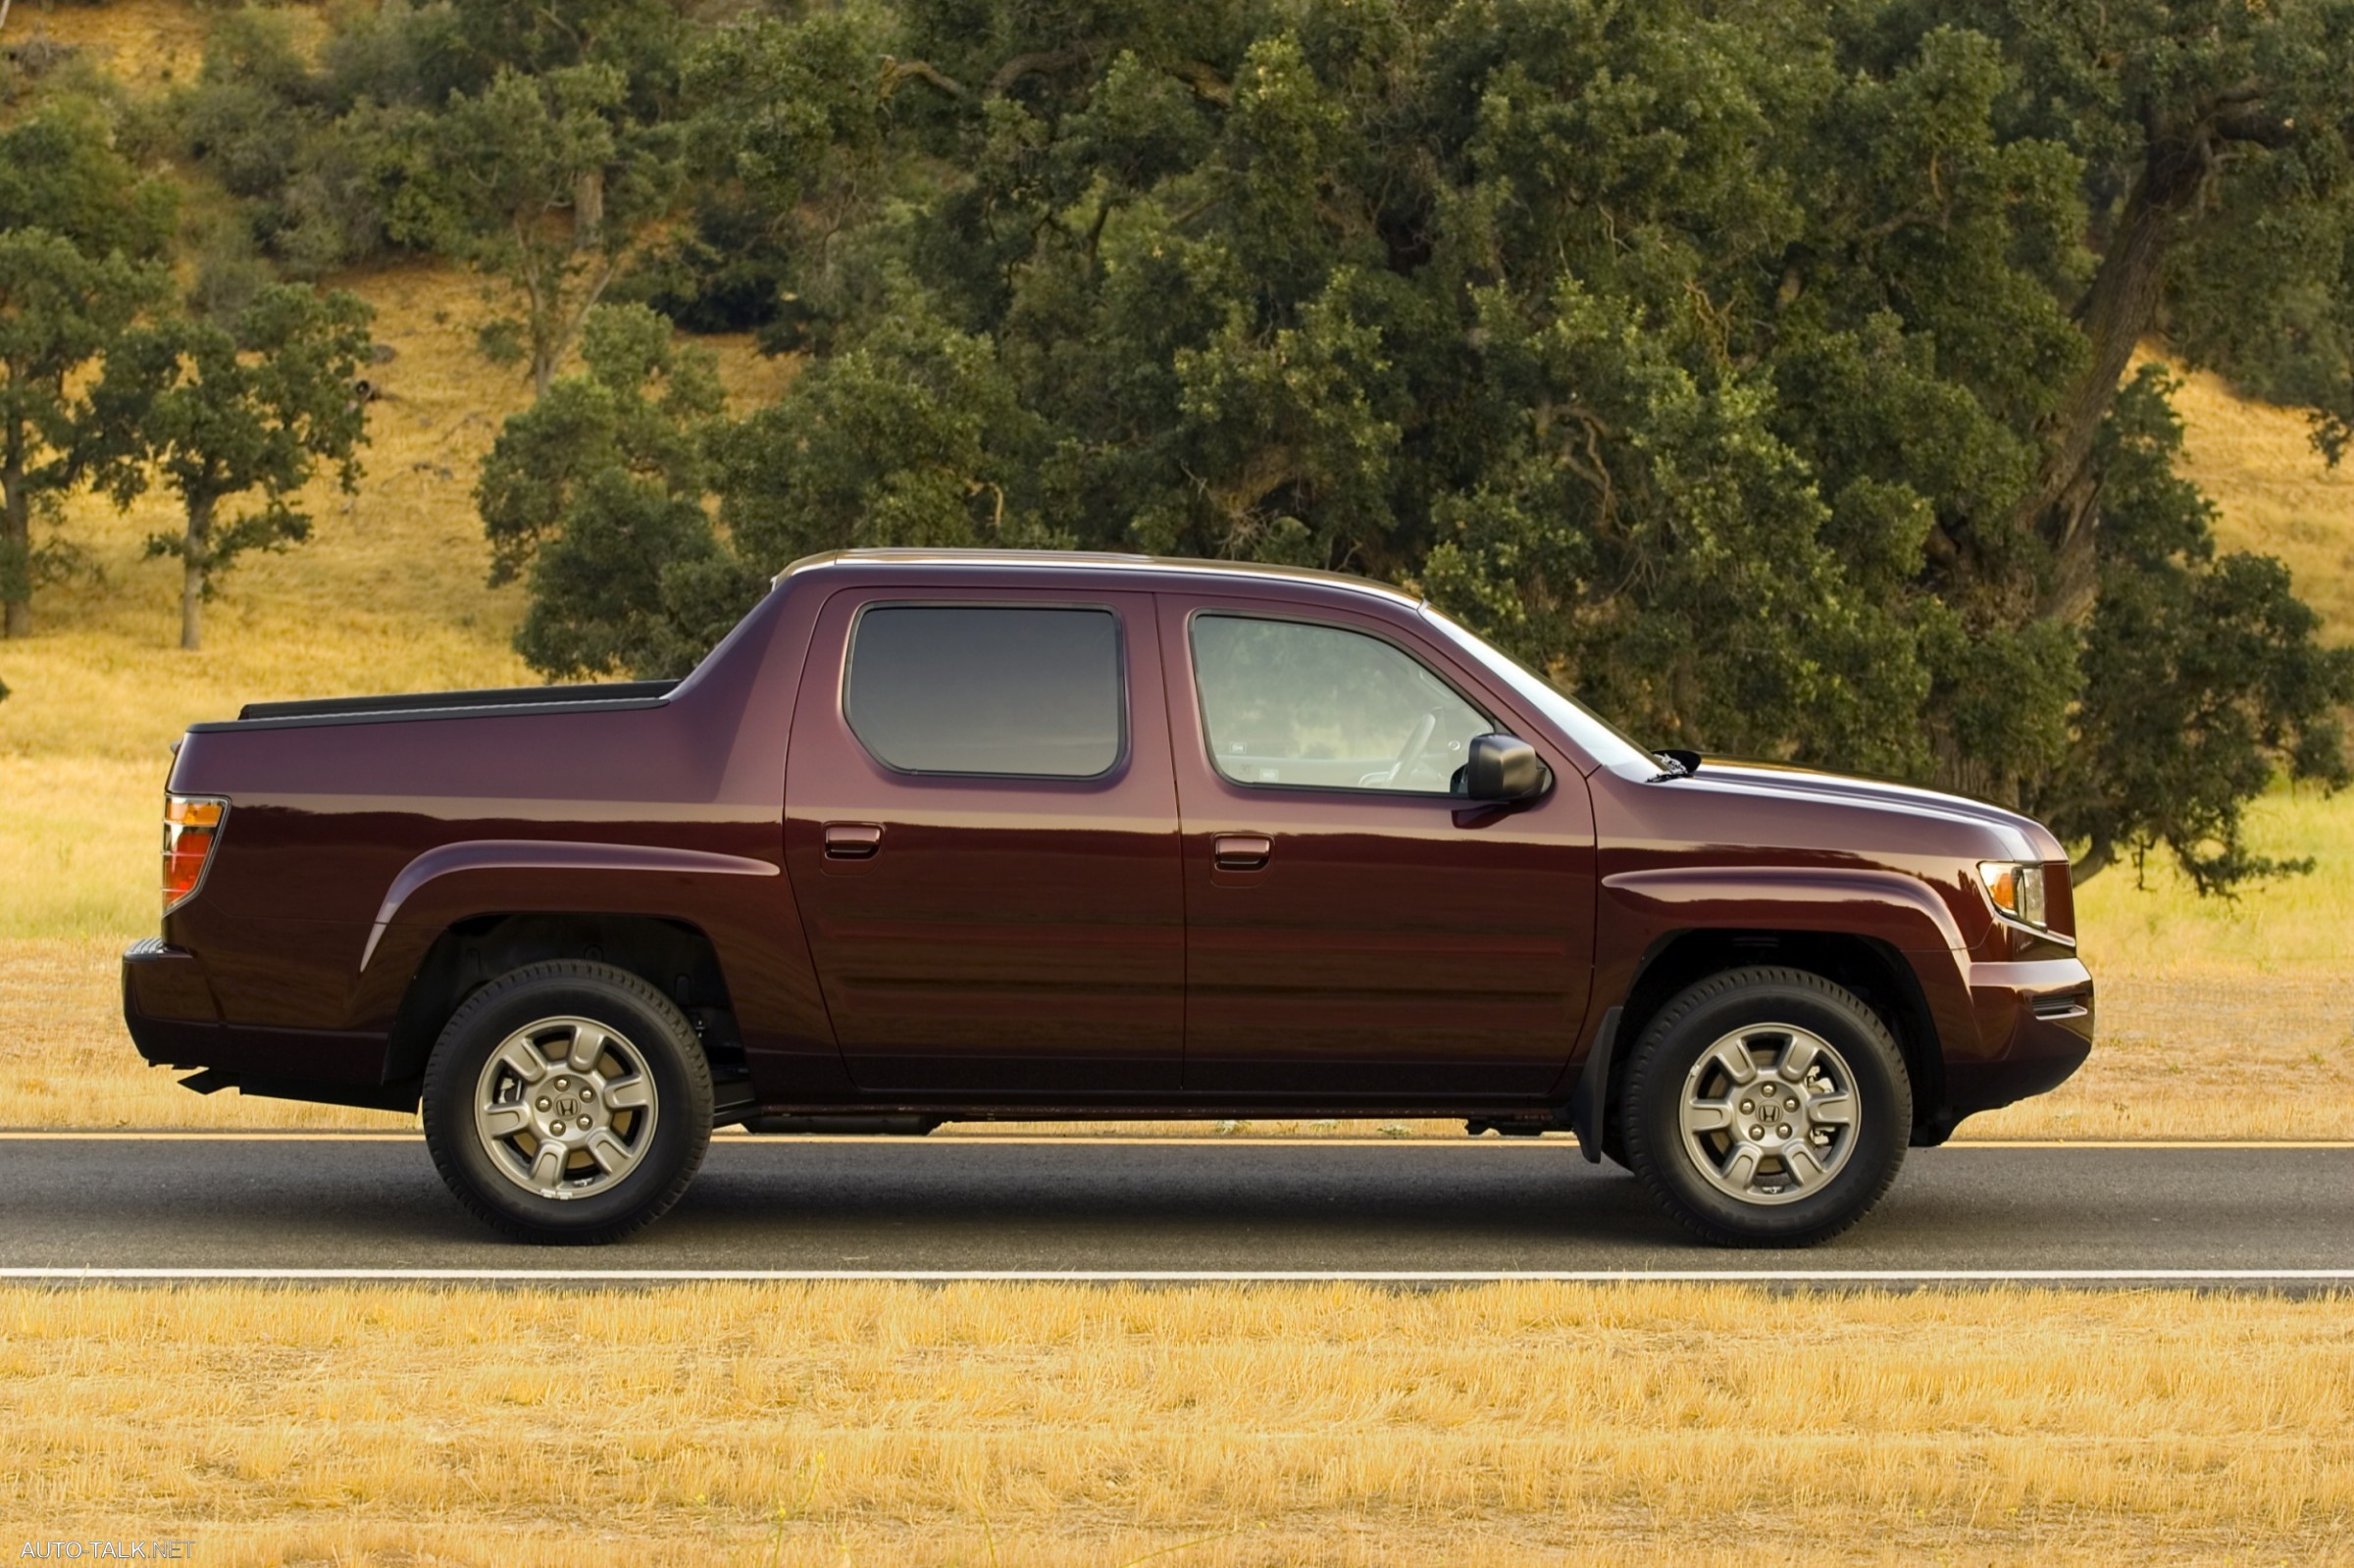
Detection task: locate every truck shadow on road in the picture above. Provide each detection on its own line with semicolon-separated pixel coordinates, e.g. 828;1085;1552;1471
666;1139;1678;1258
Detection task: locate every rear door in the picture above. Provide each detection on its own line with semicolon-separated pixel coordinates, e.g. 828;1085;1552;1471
785;586;1182;1093
1160;592;1597;1098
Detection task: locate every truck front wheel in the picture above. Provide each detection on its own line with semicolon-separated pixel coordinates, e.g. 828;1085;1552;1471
422;960;714;1244
1618;967;1910;1247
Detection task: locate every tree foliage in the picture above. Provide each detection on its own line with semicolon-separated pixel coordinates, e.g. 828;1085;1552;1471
0;102;174;637
387;0;690;397
474;0;2354;890
476;302;733;676
2055;369;2354;890
166;4;444;282
86;284;374;651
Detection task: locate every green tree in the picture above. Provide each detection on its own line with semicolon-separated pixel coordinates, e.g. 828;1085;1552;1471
644;8;903;340
386;0;690;398
715;284;1061;565
2042;369;2354;888
511;0;2354;889
87;284;374;651
397;63;686;397
0;106;175;638
475;302;736;677
169;4;445;282
1960;0;2354;614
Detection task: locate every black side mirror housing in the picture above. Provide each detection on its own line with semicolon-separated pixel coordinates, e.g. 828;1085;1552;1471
1463;733;1546;801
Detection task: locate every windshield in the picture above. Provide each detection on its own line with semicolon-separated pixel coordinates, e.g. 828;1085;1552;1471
1418;606;1655;772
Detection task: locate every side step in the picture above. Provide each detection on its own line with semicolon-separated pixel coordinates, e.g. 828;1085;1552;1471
1464;1117;1549;1138
742;1114;943;1137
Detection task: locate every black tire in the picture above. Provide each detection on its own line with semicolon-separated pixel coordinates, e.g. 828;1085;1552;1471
1618;967;1910;1247
421;960;714;1244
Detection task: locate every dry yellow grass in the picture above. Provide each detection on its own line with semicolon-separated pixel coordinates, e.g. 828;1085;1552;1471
2170;360;2354;645
4;0;220;93
3;1281;2349;1564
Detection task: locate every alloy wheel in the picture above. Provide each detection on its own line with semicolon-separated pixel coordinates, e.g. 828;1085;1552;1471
472;1015;660;1200
1675;1023;1860;1205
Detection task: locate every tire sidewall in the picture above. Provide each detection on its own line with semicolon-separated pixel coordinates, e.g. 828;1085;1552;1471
423;965;712;1240
1624;971;1910;1245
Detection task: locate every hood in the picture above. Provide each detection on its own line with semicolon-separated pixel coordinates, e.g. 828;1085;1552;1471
1662;759;2062;863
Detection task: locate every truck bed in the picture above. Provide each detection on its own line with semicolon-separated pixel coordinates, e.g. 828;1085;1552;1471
210;681;681;730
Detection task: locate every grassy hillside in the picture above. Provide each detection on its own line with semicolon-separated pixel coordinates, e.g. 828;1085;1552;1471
0;259;791;936
2172;362;2354;643
0;251;793;1127
1;4;2351;1133
1;262;2348;1133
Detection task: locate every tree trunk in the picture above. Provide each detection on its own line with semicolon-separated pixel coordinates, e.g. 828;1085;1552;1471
573;169;605;253
2069;840;2114;887
180;496;211;652
2012;130;2212;624
2;457;27;640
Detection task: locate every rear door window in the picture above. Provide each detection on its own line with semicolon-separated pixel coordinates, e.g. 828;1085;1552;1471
846;605;1124;778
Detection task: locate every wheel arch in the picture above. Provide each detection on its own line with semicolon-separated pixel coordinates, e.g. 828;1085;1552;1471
1588;928;1944;1156
385;912;743;1089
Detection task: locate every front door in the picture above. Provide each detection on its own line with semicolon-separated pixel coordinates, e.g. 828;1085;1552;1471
785;587;1182;1093
1160;594;1597;1099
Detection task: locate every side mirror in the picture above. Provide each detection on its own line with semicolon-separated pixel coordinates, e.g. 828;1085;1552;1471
1463;733;1545;801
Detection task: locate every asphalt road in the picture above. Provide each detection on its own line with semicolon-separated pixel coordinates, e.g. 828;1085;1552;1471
2;1134;2350;1283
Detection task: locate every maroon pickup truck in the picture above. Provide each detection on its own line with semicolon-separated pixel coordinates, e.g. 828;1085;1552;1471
127;550;2092;1245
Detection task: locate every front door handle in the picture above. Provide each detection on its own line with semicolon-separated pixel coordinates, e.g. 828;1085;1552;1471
823;823;884;860
1212;834;1271;872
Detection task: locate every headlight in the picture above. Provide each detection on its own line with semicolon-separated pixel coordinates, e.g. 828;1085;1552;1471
1976;861;2048;928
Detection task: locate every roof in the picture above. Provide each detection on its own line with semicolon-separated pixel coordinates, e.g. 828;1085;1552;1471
778;548;1424;607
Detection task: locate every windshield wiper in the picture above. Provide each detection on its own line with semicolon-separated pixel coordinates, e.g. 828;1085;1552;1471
1652;747;1702;780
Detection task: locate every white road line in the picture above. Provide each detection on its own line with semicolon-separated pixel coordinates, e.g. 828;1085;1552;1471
2;1267;2349;1285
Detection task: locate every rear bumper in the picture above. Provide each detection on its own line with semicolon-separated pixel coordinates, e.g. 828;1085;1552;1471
1927;955;2093;1138
123;939;415;1111
123;936;220;1041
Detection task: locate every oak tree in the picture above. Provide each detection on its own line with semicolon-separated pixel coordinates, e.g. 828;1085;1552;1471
395;0;690;397
476;302;736;676
86;284;374;650
0;105;174;637
500;0;2354;888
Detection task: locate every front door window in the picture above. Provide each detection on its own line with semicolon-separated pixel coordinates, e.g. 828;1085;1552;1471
1189;613;1490;794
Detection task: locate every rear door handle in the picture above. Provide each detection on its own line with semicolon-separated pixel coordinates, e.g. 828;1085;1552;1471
823;823;884;860
1212;835;1271;872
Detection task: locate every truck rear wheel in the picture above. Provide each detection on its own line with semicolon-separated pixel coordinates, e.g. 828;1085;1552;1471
422;960;713;1244
1618;967;1910;1247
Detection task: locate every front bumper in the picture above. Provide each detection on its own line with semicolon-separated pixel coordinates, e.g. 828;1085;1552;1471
1935;955;2094;1133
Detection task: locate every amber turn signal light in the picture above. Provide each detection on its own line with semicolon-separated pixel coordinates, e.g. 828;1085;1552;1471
163;794;229;914
1975;860;2048;929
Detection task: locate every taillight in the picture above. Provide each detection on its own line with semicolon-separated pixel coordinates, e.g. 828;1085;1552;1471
163;794;229;913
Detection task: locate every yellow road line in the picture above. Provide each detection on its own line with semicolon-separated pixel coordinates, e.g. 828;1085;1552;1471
6;1266;2352;1284
1951;1138;2354;1149
0;1131;2347;1149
